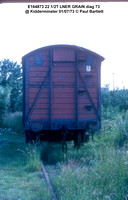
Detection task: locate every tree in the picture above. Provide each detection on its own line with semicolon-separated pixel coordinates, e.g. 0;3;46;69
101;85;128;112
0;87;9;125
0;59;23;112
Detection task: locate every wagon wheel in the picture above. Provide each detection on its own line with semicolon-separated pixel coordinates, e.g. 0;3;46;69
35;133;40;145
25;131;34;143
83;131;89;143
74;131;83;148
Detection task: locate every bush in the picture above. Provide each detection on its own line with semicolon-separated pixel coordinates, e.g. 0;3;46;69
0;59;23;113
101;86;128;113
0;87;10;125
1;112;24;133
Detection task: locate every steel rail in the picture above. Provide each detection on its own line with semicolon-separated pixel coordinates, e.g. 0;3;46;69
41;162;58;200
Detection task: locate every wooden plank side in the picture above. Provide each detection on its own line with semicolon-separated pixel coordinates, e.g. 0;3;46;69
30;93;49;99
53;67;74;72
29;98;49;104
78;93;97;99
79;73;97;82
52;83;75;87
52;88;75;93
29;87;49;94
29;80;49;87
79;100;97;107
53;63;75;67
30;103;75;109
78;108;96;114
52;104;75;109
79;82;97;88
30;114;49;119
52;108;74;114
79;113;96;118
53;72;75;78
78;97;97;106
52;114;75;119
77;50;87;60
78;86;97;93
29;77;46;83
29;71;47;77
80;76;97;83
80;70;97;81
52;93;75;99
52;77;75;83
87;87;98;94
29;78;49;85
30;108;48;114
29;64;49;71
52;98;75;104
53;47;75;62
30;103;49;109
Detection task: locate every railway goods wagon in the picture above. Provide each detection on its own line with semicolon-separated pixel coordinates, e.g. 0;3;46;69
22;45;104;147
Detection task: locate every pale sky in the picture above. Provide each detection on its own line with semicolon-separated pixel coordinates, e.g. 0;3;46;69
0;2;128;90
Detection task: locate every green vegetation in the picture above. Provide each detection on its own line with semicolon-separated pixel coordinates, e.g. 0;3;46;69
0;129;52;200
0;59;22;114
1;112;24;133
51;124;128;200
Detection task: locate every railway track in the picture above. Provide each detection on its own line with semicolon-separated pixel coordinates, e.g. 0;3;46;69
41;161;58;200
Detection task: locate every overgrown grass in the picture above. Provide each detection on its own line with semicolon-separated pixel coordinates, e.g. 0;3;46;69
51;137;128;200
49;111;128;200
0;110;128;200
52;147;128;200
0;130;52;200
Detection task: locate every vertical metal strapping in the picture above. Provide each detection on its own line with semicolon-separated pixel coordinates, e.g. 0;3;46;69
22;58;25;125
25;57;30;130
97;61;101;126
75;50;78;129
49;49;53;129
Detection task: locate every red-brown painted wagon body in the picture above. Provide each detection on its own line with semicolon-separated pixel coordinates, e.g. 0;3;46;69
22;45;104;146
